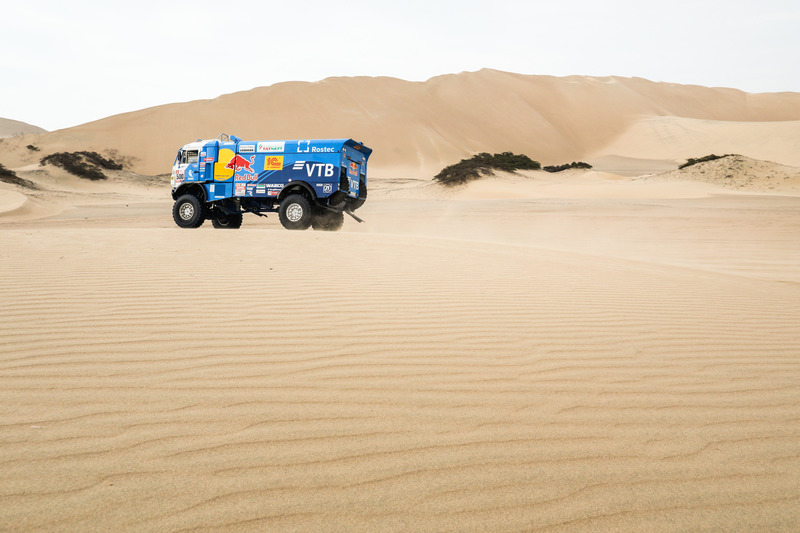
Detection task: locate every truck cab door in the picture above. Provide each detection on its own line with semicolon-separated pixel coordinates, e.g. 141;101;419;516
202;143;218;182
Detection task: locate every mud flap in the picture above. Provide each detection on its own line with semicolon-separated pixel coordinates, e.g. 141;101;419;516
345;209;364;223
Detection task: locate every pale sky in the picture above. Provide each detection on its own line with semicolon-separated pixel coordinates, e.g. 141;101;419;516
2;0;798;131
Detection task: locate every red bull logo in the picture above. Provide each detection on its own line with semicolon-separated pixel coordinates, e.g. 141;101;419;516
226;154;256;174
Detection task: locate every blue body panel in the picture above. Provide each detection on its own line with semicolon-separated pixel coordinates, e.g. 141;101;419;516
183;138;371;203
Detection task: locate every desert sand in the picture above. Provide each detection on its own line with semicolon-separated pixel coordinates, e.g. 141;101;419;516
1;152;799;531
3;70;800;178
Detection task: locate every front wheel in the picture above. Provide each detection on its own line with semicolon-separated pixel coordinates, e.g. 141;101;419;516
211;212;243;229
278;194;312;230
172;194;205;228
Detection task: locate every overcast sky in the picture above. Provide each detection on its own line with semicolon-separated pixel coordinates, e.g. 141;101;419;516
2;0;798;131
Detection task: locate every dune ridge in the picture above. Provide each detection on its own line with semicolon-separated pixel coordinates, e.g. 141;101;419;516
2;70;800;176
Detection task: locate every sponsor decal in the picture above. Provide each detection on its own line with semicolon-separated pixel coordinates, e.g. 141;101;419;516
268;190;279;197
264;155;284;171
226;154;256;174
239;144;255;153
236;174;258;182
312;146;335;153
257;141;285;153
323;183;333;193
298;140;311;153
204;157;214;162
263;183;283;188
303;163;335;178
234;183;246;196
256;185;266;194
214;148;235;181
292;161;305;171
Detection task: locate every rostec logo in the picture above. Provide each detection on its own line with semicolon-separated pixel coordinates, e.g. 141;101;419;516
264;156;284;171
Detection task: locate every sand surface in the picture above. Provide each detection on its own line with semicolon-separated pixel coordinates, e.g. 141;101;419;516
3;70;800;177
1;166;799;531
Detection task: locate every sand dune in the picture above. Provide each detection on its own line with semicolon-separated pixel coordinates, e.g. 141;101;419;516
0;117;47;138
638;155;800;194
2;70;800;177
1;163;800;530
596;116;800;167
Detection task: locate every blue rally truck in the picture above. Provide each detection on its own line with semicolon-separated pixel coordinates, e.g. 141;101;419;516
170;134;371;230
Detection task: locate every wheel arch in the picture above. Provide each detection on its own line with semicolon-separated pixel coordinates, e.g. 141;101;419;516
278;181;316;204
172;183;207;202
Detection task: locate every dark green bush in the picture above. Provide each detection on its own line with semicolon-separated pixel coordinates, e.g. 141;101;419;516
0;162;38;189
40;151;123;180
543;161;593;173
435;151;541;186
679;154;734;170
26;144;40;151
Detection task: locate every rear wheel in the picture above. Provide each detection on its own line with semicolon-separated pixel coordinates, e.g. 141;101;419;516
172;194;205;228
278;194;312;230
211;212;243;229
312;209;344;231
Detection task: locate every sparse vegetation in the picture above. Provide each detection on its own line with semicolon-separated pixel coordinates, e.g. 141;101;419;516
0;162;38;189
543;161;593;173
40;151;123;180
103;149;136;169
679;154;734;170
0;162;16;179
26;144;40;152
434;152;541;186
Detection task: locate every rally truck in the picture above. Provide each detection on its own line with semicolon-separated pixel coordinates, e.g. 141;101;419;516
170;134;371;230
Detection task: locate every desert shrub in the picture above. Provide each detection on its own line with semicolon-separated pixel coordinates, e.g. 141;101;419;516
26;144;40;151
679;154;734;170
0;162;15;179
543;161;593;173
103;149;135;169
0;162;37;189
435;151;541;186
40;151;123;180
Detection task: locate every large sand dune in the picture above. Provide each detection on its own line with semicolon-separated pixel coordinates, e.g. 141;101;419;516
1;160;799;530
2;70;800;176
0;117;47;138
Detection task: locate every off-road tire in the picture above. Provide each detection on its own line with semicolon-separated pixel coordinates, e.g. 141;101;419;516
278;194;313;230
173;194;205;228
311;209;344;231
211;212;243;229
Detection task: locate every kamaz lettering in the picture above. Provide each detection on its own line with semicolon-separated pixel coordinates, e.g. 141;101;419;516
171;134;371;231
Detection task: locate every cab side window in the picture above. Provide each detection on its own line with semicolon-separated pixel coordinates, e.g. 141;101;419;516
186;150;199;164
